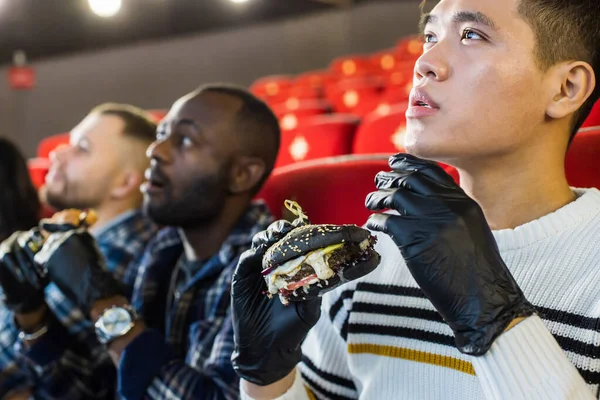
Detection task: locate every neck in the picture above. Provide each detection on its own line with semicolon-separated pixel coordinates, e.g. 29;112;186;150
88;200;139;235
179;200;249;262
456;141;574;230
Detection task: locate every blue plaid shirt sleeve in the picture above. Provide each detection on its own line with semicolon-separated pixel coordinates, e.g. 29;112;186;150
119;312;238;400
0;210;156;399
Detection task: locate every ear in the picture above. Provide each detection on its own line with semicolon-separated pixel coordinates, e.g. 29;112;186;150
228;156;266;195
110;169;143;200
546;61;596;120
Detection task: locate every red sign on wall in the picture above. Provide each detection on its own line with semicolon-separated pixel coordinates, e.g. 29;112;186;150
8;66;36;90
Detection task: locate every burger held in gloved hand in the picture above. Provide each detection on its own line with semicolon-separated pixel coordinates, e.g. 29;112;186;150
0;209;99;314
232;201;381;386
33;209;124;316
262;201;380;305
366;153;535;356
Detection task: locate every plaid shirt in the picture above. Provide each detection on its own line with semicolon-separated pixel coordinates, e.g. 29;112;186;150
121;201;273;400
0;209;156;399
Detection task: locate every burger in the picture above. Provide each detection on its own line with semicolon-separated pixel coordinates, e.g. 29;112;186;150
261;224;380;305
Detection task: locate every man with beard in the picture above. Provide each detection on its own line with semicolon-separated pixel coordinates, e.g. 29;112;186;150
0;84;279;400
0;104;157;399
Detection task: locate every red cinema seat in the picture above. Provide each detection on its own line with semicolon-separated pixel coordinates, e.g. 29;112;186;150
396;35;424;61
275;114;360;168
147;109;168;122
272;101;331;131
565;127;600;189
250;76;294;104
370;50;402;74
582;101;600;128
382;63;414;88
37;133;70;159
258;154;460;225
329;56;374;78
27;158;51;189
325;79;382;116
295;71;334;92
353;103;409;154
258;154;390;225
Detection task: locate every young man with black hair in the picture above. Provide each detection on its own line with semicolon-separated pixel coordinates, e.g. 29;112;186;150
231;0;600;398
0;85;280;399
0;103;158;399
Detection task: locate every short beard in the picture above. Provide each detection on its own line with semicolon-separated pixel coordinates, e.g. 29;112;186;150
144;170;229;229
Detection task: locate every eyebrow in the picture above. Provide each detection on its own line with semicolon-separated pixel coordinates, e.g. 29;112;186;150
420;11;497;33
159;118;203;135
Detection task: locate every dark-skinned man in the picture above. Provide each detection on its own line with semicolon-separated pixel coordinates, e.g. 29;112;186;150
0;84;280;400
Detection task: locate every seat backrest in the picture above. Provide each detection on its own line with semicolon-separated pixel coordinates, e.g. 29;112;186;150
396;35;424;61
582;100;600;128
259;154;459;225
329;56;374;78
258;155;391;225
250;75;294;104
147;109;168;122
325;79;383;116
352;103;408;154
274;115;360;168
37;133;70;158
272;101;331;131
27;157;51;189
566;127;600;189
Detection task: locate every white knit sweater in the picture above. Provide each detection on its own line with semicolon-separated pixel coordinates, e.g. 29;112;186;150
242;188;600;400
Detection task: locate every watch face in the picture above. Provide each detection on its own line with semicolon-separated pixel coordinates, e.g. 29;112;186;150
101;308;132;335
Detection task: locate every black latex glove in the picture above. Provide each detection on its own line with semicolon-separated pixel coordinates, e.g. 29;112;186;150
366;154;535;356
231;219;322;386
0;230;47;313
34;227;124;316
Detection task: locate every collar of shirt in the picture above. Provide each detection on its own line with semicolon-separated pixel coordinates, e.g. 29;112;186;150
92;209;140;239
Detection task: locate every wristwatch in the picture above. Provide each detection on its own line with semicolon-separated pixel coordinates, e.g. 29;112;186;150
94;304;139;345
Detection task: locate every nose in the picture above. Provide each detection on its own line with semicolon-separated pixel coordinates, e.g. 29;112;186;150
146;137;172;165
49;143;70;164
414;43;450;84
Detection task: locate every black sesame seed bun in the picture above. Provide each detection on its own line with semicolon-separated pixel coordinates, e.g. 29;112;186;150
262;224;381;303
263;224;371;270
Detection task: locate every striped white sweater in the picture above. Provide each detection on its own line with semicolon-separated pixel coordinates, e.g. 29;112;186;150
243;188;600;400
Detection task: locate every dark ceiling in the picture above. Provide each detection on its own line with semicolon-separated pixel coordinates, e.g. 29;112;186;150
0;0;364;66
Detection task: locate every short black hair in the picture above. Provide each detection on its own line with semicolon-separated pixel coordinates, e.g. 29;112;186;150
517;0;600;140
90;103;157;144
0;138;40;242
198;84;281;192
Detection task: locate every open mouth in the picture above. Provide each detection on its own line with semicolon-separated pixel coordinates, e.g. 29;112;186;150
415;100;431;108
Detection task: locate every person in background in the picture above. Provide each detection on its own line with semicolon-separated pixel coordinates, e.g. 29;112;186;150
0;137;41;400
0;104;158;399
231;0;600;399
0;84;280;400
0;138;41;242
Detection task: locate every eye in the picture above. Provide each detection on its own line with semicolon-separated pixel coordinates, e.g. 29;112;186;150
423;33;438;44
156;128;167;141
181;136;193;148
461;29;484;41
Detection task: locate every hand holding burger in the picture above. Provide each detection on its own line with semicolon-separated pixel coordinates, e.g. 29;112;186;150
231;201;381;386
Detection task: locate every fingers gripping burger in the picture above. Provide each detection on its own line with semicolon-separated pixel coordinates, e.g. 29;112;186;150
261;201;380;305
